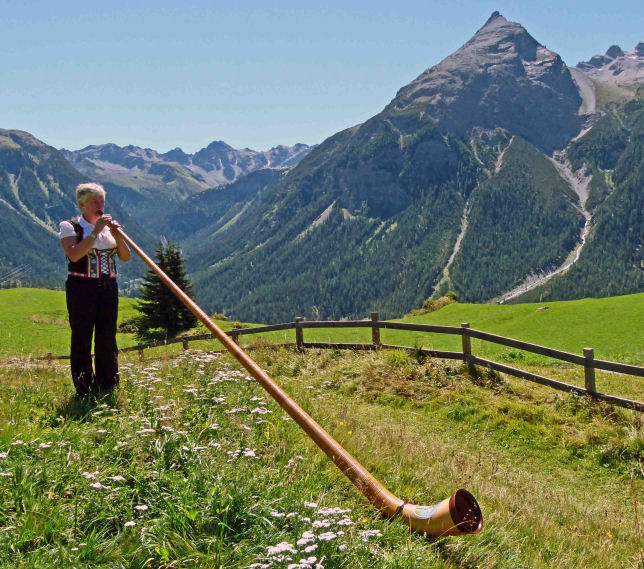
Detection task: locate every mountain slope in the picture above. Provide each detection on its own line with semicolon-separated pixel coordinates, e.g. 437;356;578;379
183;12;600;321
517;95;644;302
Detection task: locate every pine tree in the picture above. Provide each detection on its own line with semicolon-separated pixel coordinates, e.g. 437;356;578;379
134;241;198;341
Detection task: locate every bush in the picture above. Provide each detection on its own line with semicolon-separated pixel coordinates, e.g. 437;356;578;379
405;293;458;317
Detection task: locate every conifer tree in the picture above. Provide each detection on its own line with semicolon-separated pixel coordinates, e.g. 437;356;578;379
134;241;197;341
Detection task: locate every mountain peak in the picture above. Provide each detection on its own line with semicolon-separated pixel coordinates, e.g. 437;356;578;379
482;10;506;27
387;13;581;152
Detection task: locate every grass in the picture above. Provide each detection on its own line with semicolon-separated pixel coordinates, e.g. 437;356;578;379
2;289;642;403
0;345;642;568
4;290;642;362
0;289;140;357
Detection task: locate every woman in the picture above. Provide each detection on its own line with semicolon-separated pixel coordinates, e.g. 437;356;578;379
59;183;131;397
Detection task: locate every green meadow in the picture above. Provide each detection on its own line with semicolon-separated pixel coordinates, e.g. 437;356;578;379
0;288;642;567
2;289;641;402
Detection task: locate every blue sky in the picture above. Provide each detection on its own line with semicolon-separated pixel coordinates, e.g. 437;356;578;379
1;1;642;153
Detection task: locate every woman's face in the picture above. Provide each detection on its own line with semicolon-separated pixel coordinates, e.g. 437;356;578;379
79;193;105;222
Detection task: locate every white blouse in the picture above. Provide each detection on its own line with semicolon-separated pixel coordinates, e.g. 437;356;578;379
59;216;117;250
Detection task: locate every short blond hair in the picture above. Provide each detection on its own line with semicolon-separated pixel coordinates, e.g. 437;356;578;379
76;182;106;204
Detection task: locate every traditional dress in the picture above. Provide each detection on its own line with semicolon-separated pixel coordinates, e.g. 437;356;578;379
59;216;120;396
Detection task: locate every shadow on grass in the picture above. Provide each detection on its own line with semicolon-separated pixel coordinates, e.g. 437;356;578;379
54;388;119;423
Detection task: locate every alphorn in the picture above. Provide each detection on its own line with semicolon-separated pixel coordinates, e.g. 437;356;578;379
115;227;482;536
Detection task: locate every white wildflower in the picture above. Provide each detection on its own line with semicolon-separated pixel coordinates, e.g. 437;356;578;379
359;529;382;541
109;475;126;482
267;541;297;556
134;505;148;511
312;519;331;529
0;452;8;459
304;501;318;509
317;532;337;541
89;482;111;491
303;544;318;553
124;521;136;527
317;507;351;516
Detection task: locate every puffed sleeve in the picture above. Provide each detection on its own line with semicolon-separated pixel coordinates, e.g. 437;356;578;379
59;220;76;240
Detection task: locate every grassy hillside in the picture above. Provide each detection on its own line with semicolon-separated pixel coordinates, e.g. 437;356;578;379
0;289;139;357
2;289;643;364
0;346;641;568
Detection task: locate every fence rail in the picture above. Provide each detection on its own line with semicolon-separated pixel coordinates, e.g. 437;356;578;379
33;312;643;412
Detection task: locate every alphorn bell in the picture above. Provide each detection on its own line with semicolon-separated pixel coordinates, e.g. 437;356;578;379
114;227;482;536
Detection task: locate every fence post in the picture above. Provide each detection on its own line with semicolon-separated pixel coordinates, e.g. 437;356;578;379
295;317;304;352
137;344;144;360
461;323;471;361
584;347;597;396
182;335;189;351
46;352;53;364
231;329;239;345
371;312;381;348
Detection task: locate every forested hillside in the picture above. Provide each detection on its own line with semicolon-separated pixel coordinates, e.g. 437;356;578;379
520;94;644;302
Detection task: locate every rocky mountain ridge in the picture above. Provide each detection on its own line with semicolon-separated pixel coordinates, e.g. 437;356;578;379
62;140;311;189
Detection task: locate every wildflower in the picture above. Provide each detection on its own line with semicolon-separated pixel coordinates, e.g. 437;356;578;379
317;532;337;541
312;520;331;529
94;430;108;435
89;482;111;491
0;473;12;478
299;531;315;542
303;544;318;553
304;501;318;509
317;507;351;516
250;407;270;415
0;452;8;459
338;543;348;551
82;471;99;480
136;429;155;435
109;475;126;482
267;541;297;556
161;426;175;433
358;529;381;541
209;423;221;430
271;511;286;518
38;442;52;449
134;505;149;511
336;517;354;527
242;448;259;459
124;521;136;528
10;440;23;446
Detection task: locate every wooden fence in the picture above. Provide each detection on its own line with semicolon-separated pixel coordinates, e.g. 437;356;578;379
35;312;643;412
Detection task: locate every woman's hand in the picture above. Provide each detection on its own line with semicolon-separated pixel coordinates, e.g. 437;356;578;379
95;214;113;233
